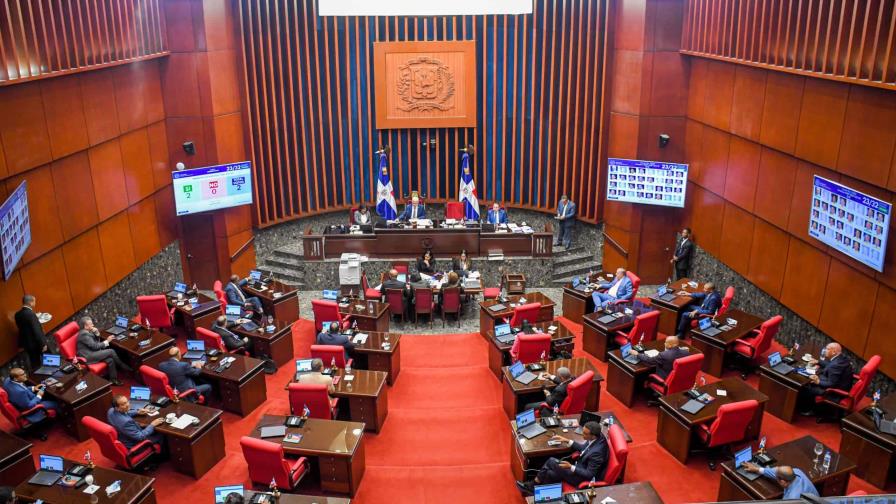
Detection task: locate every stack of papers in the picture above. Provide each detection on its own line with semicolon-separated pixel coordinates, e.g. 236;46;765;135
171;414;198;429
352;333;369;344
644;349;660;358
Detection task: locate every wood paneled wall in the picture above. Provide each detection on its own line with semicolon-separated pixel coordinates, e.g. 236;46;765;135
237;0;609;226
0;60;174;364
681;0;896;90
684;56;896;377
0;0;168;85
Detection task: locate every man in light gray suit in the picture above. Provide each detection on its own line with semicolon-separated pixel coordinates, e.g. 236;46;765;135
76;316;132;385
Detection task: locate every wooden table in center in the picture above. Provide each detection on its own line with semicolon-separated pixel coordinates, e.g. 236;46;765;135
15;457;156;503
340;299;390;333
242;279;300;323
350;331;402;385
134;400;225;478
606;339;702;407
581;303;658;362
479;292;556;338
839;393;896;489
647;278;706;336
501;357;604;419
285;368;388;433
231;318;296;367
525;482;662;504
105;325;175;373
0;431;33;487
485;320;575;380
43;369;112;441
689;308;765;377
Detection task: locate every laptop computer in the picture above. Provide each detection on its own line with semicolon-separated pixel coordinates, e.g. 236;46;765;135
509;361;537;385
249;269;263;281
214;485;244;503
241;320;259;331
107;315;130;336
767;351;794;375
183;340;206;360
33;354;62;376
295;359;314;380
167;282;188;298
396;273;407;283
28;454;64;486
463;278;482;289
533;482;564;503
872;410;896;435
734;445;762;481
495;323;515;344
260;425;287;438
516;408;548;439
488;303;507;312
680;399;706;415
657;285;677;302
697;317;722;337
620;343;640;365
129;385;153;410
322;290;339;300
225;304;242;322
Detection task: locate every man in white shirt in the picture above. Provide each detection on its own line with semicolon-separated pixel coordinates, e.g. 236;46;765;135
591;268;634;310
297;358;335;393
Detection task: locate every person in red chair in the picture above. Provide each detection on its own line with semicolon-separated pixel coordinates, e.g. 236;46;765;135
516;421;608;496
2;368;57;426
675;282;722;338
107;395;164;453
524;367;573;417
225;274;264;318
15;294;48;371
297;358;335;393
591;268;633;310
798;342;855;416
316;322;355;362
76;316;132;386
380;269;410;296
212;316;252;354
628;335;689;379
158;348;212;402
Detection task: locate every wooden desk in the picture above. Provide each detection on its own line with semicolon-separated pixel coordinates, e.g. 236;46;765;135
168;293;221;337
339;300;390;333
690;309;765;377
561;285;595;325
232;319;295;367
479;292;556;337
606;339;702;407
525;482;662;504
43;370;112;441
135;401;225;478
105;326;175;372
510;412;632;482
757;364;813;423
840;394;896;489
485;321;575;380
647;277;705;336
242;280;300;323
285;369;388;433
581;303;658;362
200;354;267;416
246;492;351;503
501;358;604;419
350;331;401;385
15;457;156;503
249;415;366;496
657;377;768;463
718;436;856;500
0;431;34;487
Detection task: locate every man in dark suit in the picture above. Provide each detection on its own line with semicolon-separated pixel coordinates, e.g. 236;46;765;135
15;295;48;370
524;367;573;417
676;282;722;338
107;394;164;450
516;421;608;494
398;196;426;221
798;342;855;415
212;316;251;353
224;274;264;317
316;321;355;361
629;336;690;379
486;202;508;224
380;269;410;296
158;347;212;402
553;195;576;249
76;316;132;386
2;367;57;436
671;228;694;280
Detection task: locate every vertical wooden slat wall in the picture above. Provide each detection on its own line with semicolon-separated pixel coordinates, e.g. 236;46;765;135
238;0;608;227
681;0;896;90
0;0;167;85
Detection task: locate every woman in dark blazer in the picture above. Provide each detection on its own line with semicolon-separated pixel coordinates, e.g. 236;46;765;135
416;249;436;274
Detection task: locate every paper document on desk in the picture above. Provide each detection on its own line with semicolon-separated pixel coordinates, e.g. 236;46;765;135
644;349;660;358
171;414;198;429
352;333;369;344
344;375;355;382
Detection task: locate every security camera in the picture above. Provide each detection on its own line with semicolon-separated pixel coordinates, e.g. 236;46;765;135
658;134;670;148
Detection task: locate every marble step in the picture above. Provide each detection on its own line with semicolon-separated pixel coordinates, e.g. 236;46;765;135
264;255;305;270
553;250;597;268
552;261;601;279
272;243;304;260
260;264;305;287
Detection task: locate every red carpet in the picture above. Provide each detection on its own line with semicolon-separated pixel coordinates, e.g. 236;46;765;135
2;317;884;503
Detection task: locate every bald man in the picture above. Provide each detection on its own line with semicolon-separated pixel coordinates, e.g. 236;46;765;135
629;336;689;380
798;342;855;415
524;367;575;417
591;268;633;310
399;196;426;221
2;368;57;430
676;282;721;338
158;347;212;402
741;464;818;499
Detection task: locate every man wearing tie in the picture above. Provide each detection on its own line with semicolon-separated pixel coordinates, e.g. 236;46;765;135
399;196;426;221
670;228;694;280
516;421;609;495
591;268;633;310
487;202;508;224
2;368;57;437
676;282;722;338
158;347;212;402
554;195;576;249
797;342;855;416
14;295;48;371
225;274;264;317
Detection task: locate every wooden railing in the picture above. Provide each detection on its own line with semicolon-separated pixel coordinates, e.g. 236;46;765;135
602;232;628;259
533;222;555;257
302;227;324;261
230;236;255;262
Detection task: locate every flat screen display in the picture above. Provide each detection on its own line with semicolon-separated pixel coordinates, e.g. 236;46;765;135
606;158;688;208
172;161;253;216
809;176;890;272
0;181;31;281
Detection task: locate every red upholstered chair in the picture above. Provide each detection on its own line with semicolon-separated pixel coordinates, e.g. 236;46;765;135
391;262;409;275
287;383;338;419
731;315;783;377
82;416;160;470
506;302;542;328
613;311;660;347
54;321;109;377
610;271;641;305
139;365;205;404
311;344;353;369
445;201;464;220
691;287;735;328
413;288;434;327
513;334;552;364
562;424;629;491
137;295;174;331
482;286;501;300
196;327;249;356
441;286;462;327
537;371;594;417
361;272;382;301
311;299;351;332
384;288;407;323
694;399;760;469
0;387;56;435
848;491;869;496
213;280;227;315
646;353;704;396
349;207;358;224
816;355;881;421
239;436;308;490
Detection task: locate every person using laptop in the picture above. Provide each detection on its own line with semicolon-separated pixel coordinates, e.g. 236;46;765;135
76;316;132;386
296;358;335;393
675;282;722;339
212;316;251;353
628;335;689;380
316;322;354;362
739;463;818;499
107;395;164;454
379;269;411;301
524;367;573;417
2;368;57;434
225;274;264;318
15;294;48;371
591;268;633;311
158;348;212;402
797;342;855;416
516;421;608;496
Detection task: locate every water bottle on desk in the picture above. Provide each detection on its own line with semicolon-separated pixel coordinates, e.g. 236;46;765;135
552;404;559;417
346;360;353;376
822;450;832;472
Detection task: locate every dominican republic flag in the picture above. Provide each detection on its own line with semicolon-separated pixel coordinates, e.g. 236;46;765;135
375;153;397;220
303;403;311;417
458;153;480;220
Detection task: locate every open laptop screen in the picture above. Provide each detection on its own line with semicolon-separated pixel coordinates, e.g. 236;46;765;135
534;482;563;502
734;445;752;468
768;352;782;367
620;343;632;357
295;359;313;373
214;485;244;503
115;315;129;328
226;305;241;317
39;454;64;472
516;409;536;429
42;354;61;367
130;386;151;401
186;340;205;352
495;323;512;337
509;361;525;378
174;282;188;293
249;270;262;281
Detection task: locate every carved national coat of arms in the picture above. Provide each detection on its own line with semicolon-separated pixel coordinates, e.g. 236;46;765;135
396;56;455;112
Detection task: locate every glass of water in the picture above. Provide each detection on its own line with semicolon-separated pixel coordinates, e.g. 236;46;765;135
813;442;824;464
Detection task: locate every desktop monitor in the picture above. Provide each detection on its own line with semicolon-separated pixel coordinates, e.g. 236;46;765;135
533;482;563;503
42;354;61;367
39;454;64;472
734;445;752;468
214;485;244;503
172;161;253;216
226;305;242;317
186;340;205;352
130;386;151;401
115;315;129;328
515;409;536;429
295;359;314;373
509;361;525;378
767;352;782;367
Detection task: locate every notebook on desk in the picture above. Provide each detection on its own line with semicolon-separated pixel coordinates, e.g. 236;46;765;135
680;399;706;415
767;351;794;375
620;343;640;364
515;409;547;439
183;340;206;360
597;314;616;324
167;282;188;298
509;361;537;385
107;315;130;335
33;354;61;376
488;303;507;312
495;323;515;344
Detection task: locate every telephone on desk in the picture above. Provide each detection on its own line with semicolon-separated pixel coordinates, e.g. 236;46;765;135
754;451;776;466
212;356;236;373
285;416;306;428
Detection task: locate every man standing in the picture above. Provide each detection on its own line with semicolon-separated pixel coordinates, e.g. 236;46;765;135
15;295;47;371
158;347;212;402
225;274;264;317
740;464;818;499
671;228;694;280
554;195;576;249
798;342;854;416
76;316;132;386
212;316;252;353
516;421;608;495
676;282;721;338
487;202;508;224
591;268;633;310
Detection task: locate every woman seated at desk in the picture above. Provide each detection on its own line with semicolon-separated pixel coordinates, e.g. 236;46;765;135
417;249;436;274
440;271;465;297
354;204;371;225
451;249;475;277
